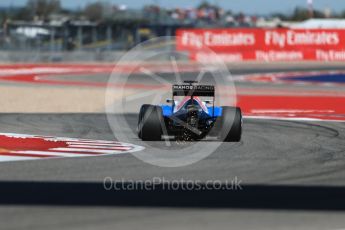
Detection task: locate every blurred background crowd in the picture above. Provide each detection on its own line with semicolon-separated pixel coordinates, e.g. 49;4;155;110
0;0;344;52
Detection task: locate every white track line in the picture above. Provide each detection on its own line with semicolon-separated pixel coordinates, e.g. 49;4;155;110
51;148;126;154
244;115;345;123
13;151;93;157
67;145;132;150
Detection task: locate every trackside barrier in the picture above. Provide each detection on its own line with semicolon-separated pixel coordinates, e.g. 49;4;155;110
0;51;189;63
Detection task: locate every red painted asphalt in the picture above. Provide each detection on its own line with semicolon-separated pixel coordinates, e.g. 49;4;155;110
0;135;67;151
238;95;345;121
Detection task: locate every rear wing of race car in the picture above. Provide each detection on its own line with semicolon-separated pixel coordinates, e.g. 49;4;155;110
172;84;215;97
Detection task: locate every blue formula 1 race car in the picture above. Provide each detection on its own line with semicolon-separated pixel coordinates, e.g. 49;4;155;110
137;81;242;142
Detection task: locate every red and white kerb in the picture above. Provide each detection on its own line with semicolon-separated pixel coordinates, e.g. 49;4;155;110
0;133;144;162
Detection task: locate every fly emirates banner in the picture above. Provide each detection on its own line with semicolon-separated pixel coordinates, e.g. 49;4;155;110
176;28;345;62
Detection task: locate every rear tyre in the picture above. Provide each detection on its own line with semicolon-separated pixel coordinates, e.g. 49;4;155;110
137;105;164;141
137;104;150;139
218;106;242;142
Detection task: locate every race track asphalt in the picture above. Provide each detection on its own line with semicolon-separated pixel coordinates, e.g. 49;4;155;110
0;64;345;229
